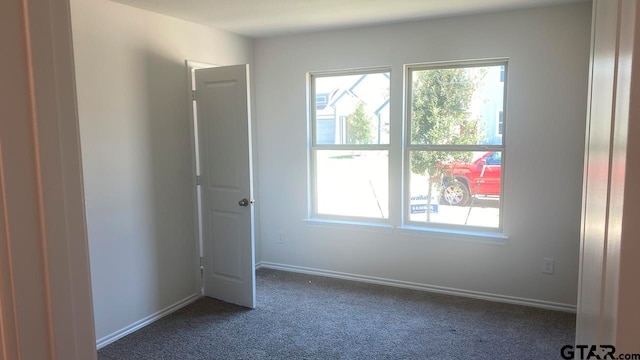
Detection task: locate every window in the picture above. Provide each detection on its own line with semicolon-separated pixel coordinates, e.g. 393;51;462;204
308;61;507;232
406;61;506;229
310;70;391;220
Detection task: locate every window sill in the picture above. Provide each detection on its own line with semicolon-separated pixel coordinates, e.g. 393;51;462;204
302;218;393;233
303;218;508;244
396;225;508;245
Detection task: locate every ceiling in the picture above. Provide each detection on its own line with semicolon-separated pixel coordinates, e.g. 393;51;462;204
111;0;589;38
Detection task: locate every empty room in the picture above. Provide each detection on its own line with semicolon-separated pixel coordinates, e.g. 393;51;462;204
3;0;640;359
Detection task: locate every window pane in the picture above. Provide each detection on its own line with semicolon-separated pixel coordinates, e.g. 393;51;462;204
408;150;501;228
316;150;388;219
410;65;505;146
314;72;390;145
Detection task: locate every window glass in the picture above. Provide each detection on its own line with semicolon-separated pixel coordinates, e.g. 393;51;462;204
311;70;391;220
315;73;390;145
316;150;389;219
407;63;506;229
410;65;504;146
408;151;501;228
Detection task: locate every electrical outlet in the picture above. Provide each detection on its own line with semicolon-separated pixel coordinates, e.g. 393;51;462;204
277;231;285;244
542;258;554;274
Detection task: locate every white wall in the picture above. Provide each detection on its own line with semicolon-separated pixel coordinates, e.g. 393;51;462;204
70;0;254;341
255;4;591;307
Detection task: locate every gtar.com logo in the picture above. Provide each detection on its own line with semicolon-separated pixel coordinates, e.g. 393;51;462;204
561;345;640;360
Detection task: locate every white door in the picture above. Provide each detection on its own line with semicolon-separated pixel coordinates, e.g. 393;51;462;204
194;64;255;308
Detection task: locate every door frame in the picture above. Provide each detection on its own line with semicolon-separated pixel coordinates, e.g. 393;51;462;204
1;0;96;358
185;60;218;295
576;0;640;350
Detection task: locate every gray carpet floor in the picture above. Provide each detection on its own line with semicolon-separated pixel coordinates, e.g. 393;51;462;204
98;269;575;360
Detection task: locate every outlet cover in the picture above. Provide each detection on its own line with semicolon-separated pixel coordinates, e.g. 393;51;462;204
542;258;554;274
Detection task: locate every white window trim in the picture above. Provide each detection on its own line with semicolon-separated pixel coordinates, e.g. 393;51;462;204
306;59;509;240
403;59;508;232
301;219;508;244
308;67;392;222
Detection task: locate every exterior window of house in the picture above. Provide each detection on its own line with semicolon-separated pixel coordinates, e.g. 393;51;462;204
310;69;391;220
406;61;507;229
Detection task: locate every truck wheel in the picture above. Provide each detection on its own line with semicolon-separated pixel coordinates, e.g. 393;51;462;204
441;181;470;206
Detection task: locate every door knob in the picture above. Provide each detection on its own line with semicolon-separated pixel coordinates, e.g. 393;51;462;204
239;199;249;207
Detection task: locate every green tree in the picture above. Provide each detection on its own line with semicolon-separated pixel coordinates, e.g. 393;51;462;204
346;102;373;144
410;68;483;219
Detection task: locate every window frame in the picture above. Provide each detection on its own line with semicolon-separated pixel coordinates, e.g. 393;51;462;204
403;59;508;232
308;67;392;223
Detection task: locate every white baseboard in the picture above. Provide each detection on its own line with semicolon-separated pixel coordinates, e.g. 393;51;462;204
255;261;264;269
259;262;576;313
96;293;201;349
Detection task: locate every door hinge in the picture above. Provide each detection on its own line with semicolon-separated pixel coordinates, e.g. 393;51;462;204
196;175;201;186
191;90;197;101
199;256;204;294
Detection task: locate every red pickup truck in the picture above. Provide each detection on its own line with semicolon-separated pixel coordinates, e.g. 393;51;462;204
441;151;502;206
